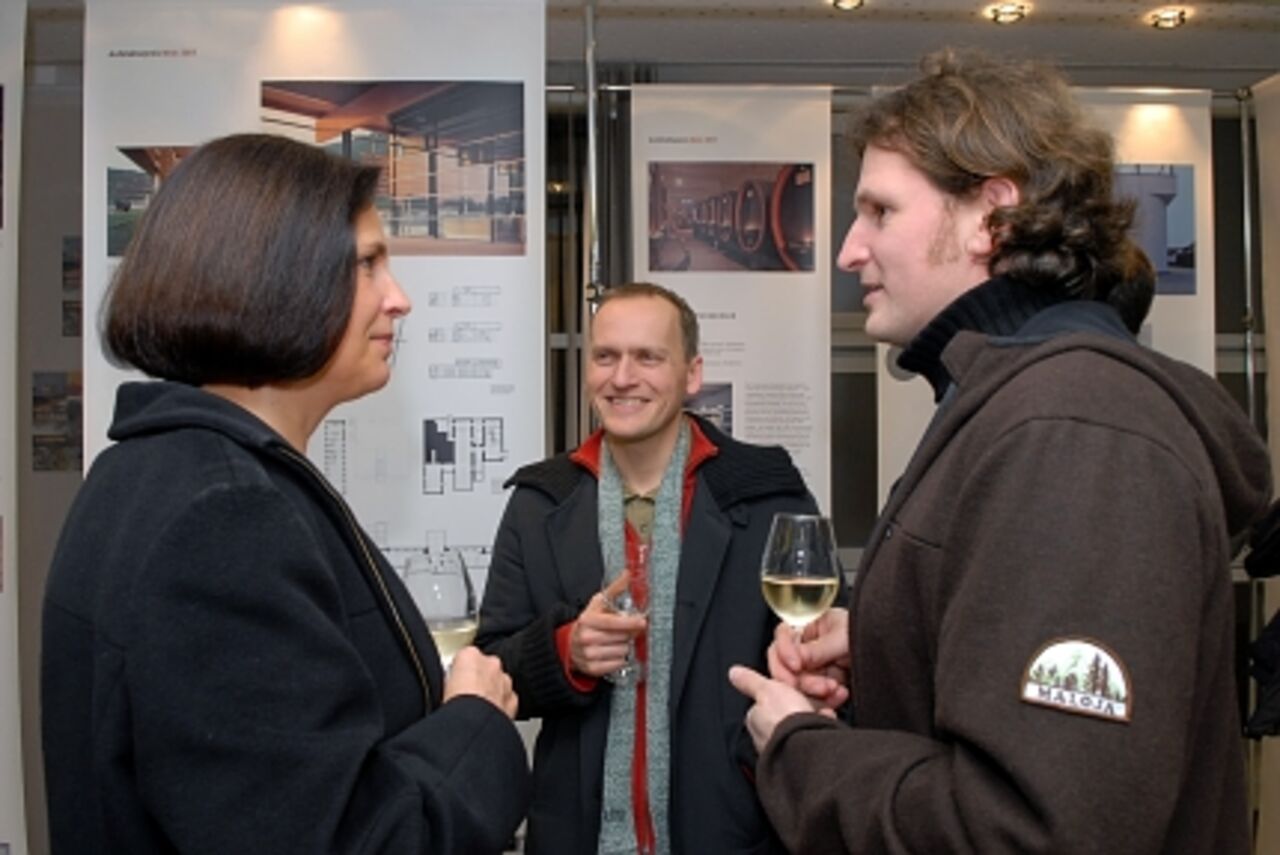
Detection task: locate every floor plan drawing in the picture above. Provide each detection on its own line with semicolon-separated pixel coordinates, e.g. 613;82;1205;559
379;530;494;610
422;416;507;495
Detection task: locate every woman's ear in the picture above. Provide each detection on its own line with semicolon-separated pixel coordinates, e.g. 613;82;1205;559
967;176;1022;258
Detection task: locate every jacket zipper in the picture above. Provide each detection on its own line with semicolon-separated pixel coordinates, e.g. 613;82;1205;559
278;446;432;712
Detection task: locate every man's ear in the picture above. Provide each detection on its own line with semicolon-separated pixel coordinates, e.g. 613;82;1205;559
966;176;1022;258
685;354;704;398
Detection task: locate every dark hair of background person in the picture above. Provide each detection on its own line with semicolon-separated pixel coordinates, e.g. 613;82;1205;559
103;133;382;387
849;47;1155;333
596;281;701;359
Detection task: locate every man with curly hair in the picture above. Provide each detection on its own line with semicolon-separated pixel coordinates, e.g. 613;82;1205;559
730;48;1271;853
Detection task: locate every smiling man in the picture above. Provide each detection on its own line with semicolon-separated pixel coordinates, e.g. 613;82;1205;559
478;282;819;854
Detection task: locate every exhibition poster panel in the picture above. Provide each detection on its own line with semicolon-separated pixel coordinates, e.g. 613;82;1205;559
1078;88;1216;372
631;85;833;512
83;0;545;603
1;1;28;849
874;88;1216;505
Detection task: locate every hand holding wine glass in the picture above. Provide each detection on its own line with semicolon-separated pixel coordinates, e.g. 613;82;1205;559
760;513;841;642
767;607;851;711
568;590;647;679
444;646;518;718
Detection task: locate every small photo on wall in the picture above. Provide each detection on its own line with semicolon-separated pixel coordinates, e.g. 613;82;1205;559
106;146;195;257
687;382;733;436
32;371;83;472
261;80;526;257
1115;164;1195;296
62;235;82;337
648;161;815;273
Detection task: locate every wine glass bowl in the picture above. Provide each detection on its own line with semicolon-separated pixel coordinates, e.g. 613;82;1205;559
760;513;841;636
405;550;478;669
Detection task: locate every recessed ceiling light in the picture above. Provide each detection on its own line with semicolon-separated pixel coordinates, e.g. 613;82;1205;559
1149;7;1188;29
830;0;865;10
986;2;1028;24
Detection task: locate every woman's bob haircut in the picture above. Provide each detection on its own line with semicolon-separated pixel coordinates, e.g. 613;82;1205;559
103;133;382;387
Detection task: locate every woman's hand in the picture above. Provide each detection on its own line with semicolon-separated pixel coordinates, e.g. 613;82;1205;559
444;646;518;718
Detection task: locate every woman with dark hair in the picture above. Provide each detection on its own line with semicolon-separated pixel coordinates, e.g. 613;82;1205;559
41;133;529;854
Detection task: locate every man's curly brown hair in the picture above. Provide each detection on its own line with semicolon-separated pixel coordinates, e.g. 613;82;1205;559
849;48;1154;333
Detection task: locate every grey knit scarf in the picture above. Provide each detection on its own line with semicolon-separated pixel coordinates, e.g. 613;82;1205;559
596;420;689;855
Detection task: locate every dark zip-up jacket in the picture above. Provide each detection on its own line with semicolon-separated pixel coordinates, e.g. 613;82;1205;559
42;382;529;854
756;301;1272;854
477;416;816;854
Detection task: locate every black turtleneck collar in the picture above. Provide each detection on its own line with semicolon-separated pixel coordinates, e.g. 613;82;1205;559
897;276;1067;401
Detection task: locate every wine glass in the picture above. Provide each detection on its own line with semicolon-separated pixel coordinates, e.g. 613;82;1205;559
407;550;478;670
760;513;841;640
601;542;650;686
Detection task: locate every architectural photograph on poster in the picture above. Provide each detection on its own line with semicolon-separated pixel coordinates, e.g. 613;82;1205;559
647;161;815;273
686;382;733;435
31;371;83;472
261;80;526;257
1115;163;1196;296
106;146;194;256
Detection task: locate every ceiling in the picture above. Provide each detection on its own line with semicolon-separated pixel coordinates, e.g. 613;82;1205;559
23;0;1280;94
544;0;1280;92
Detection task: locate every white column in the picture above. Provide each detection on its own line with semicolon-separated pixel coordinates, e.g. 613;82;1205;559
0;1;30;851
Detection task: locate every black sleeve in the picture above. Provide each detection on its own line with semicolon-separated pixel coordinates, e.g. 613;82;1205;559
476;487;600;717
129;483;529;855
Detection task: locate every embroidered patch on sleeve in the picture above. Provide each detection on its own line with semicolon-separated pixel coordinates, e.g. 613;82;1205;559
1020;637;1131;723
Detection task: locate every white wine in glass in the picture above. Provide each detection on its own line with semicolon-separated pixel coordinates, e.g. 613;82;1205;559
760;513;841;635
405;550;478;670
427;617;479;665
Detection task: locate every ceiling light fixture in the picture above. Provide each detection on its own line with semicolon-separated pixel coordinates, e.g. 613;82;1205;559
986;2;1028;24
830;0;865;10
1149;7;1188;29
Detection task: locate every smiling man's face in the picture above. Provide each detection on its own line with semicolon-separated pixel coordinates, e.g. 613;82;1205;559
586;295;703;454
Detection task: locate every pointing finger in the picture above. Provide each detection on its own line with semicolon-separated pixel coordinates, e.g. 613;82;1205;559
728;664;769;700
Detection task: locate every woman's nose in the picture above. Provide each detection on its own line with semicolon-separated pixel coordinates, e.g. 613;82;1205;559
385;272;411;317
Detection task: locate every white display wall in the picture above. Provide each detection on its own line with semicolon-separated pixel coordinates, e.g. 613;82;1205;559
0;2;29;849
874;88;1216;505
83;0;546;601
630;85;832;511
